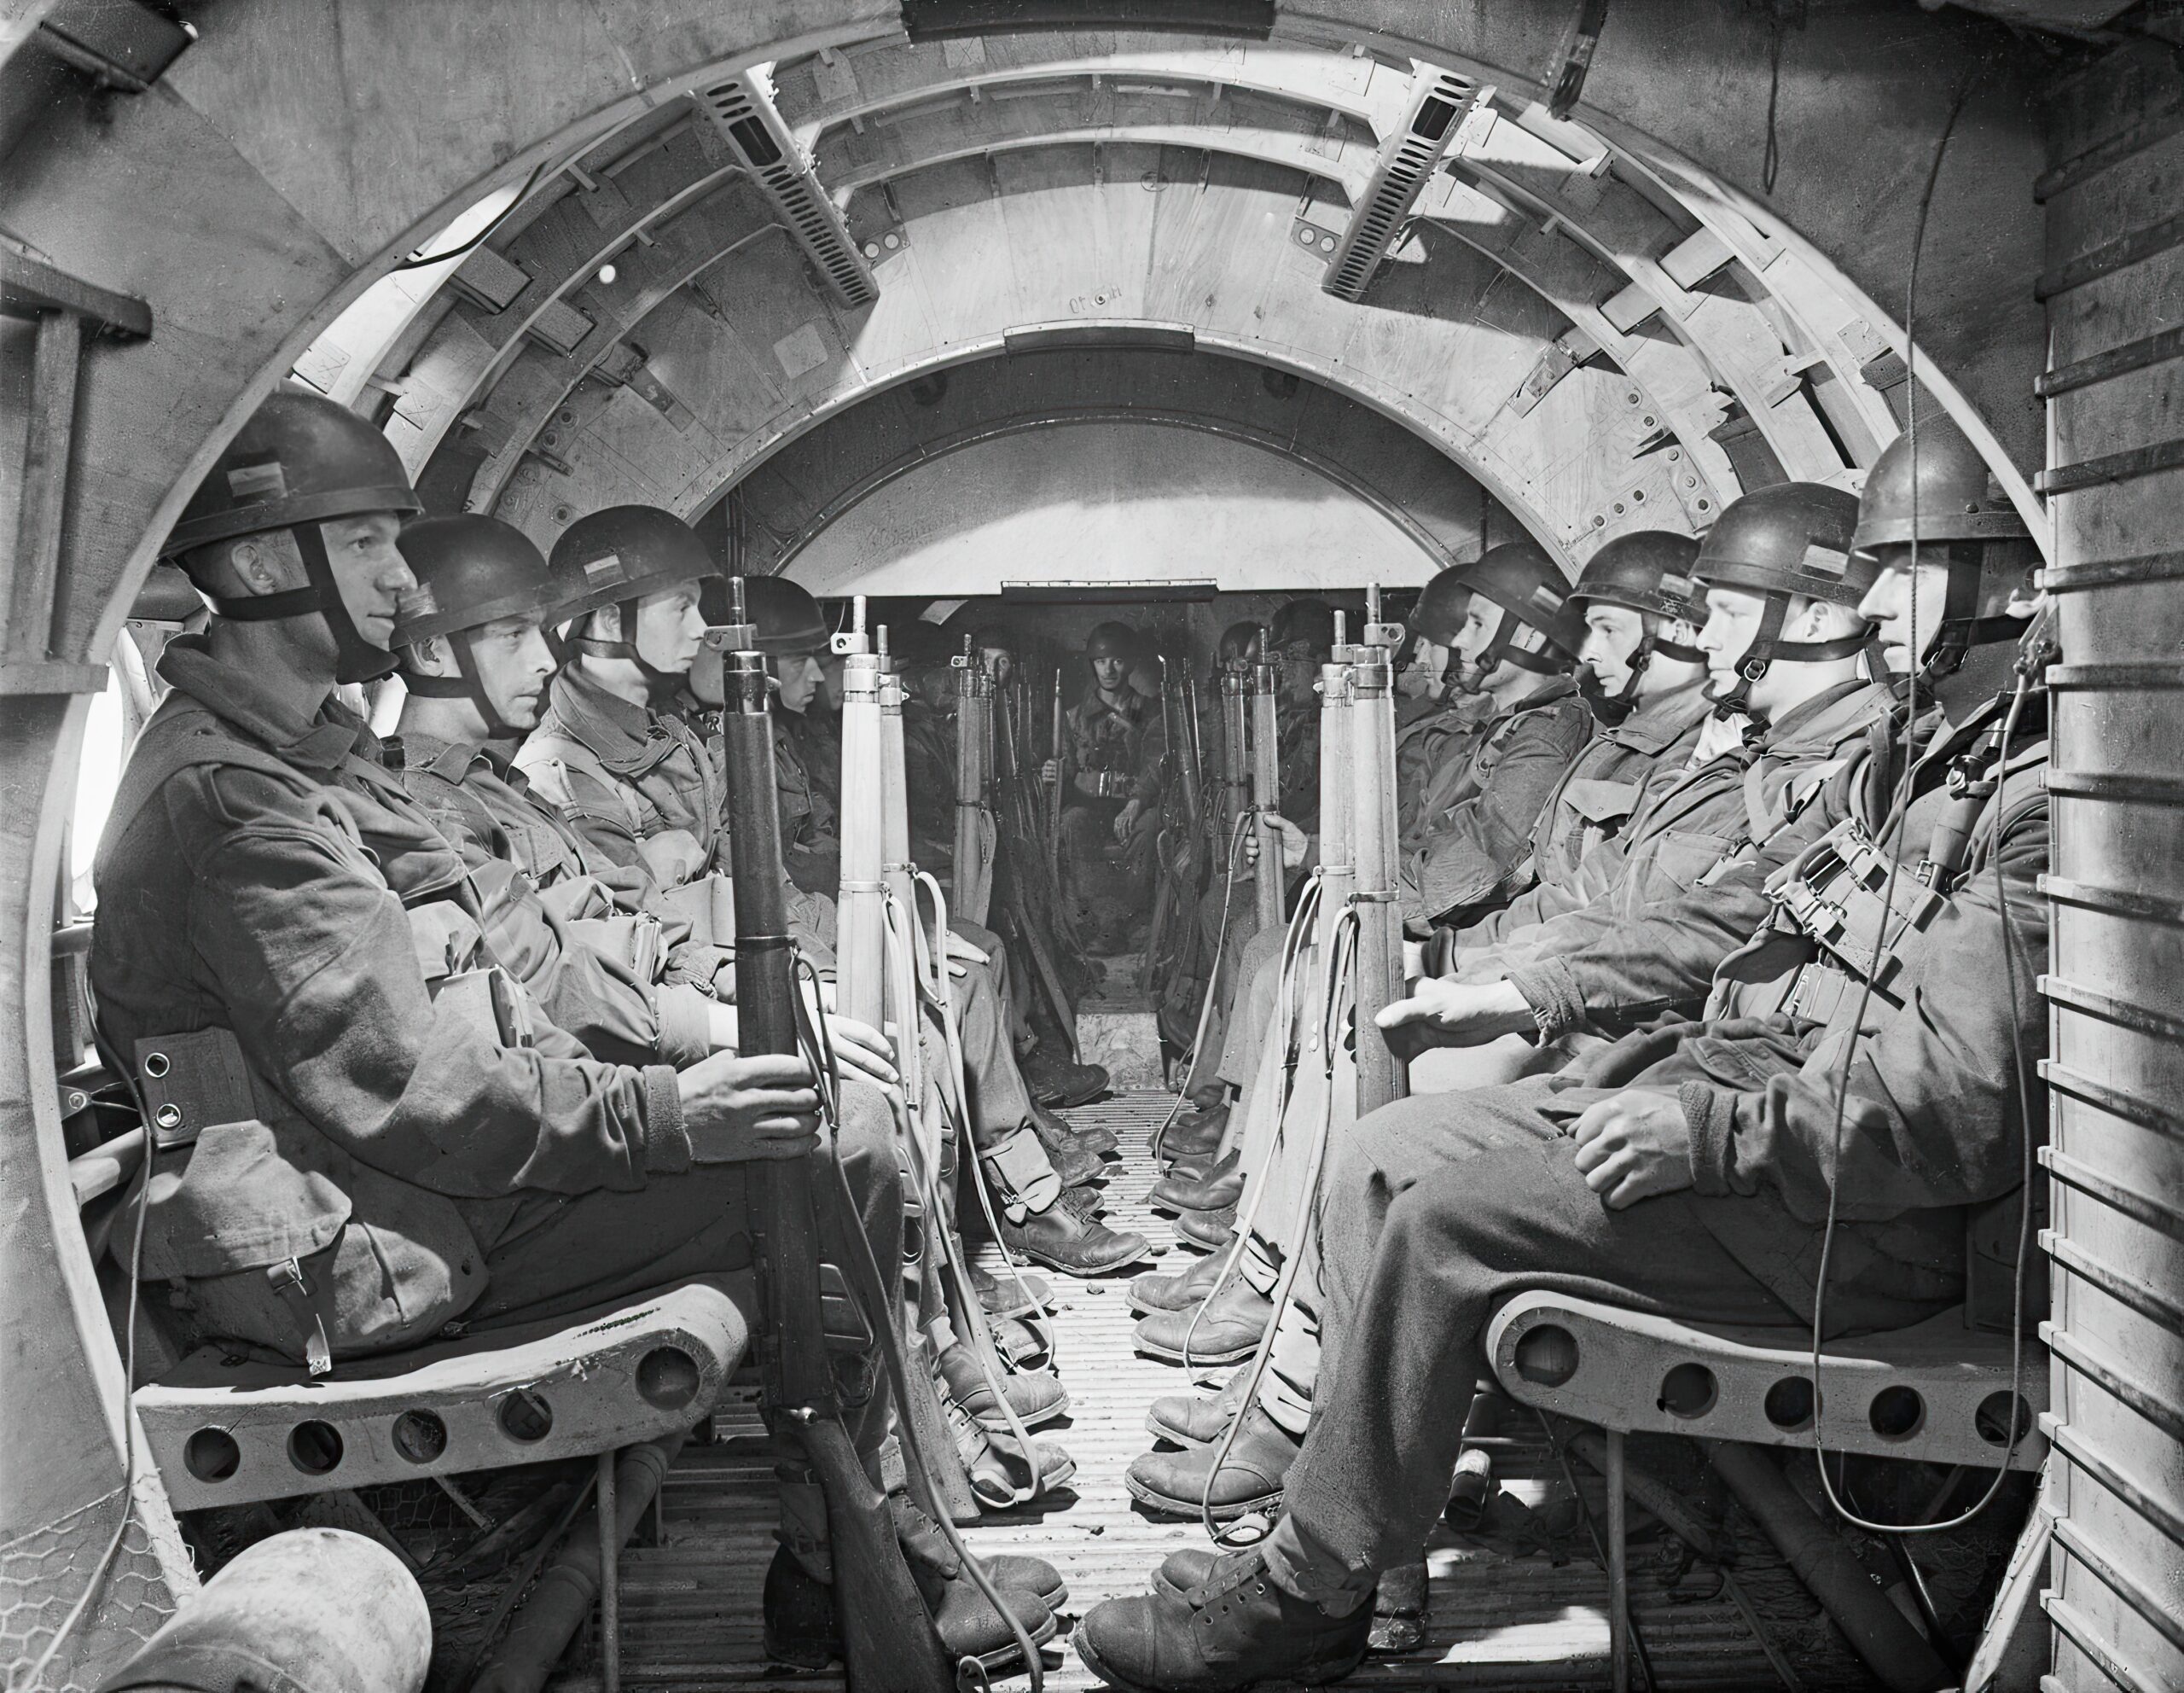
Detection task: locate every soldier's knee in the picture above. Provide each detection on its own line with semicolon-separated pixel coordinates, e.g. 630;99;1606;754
834;1079;899;1191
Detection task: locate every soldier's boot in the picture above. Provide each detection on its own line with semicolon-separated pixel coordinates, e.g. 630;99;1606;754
1158;1103;1228;1161
1028;1112;1106;1188
1025;1049;1112;1108
1172;1204;1238;1253
1060;1183;1108;1220
1149;1149;1244;1213
1127;1250;1224;1317
1074;1550;1371;1693
1036;1099;1118;1161
938;1339;1071;1431
1124;1407;1299;1522
997;1199;1152;1277
1145;1367;1253;1450
971;1262;1052;1319
1134;1283;1272;1366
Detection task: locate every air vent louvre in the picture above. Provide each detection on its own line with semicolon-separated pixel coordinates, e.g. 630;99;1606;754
695;75;876;309
1321;70;1478;303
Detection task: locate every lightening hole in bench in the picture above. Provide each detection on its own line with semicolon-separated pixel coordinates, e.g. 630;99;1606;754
288;1420;344;1475
392;1409;448;1464
1764;1376;1817;1432
637;1346;701;1410
498;1388;554;1443
185;1428;241;1483
1869;1385;1925;1441
1513;1324;1578;1388
1977;1391;2034;1447
1658;1363;1718;1419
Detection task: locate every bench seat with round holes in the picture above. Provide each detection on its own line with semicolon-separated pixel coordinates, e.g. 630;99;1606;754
1486;1291;2048;1471
136;1278;750;1510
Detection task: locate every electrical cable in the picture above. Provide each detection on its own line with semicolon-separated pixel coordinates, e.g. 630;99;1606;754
1179;871;1321;1377
386;156;553;273
16;1034;155;1693
1152;814;1254;1161
792;960;1045;1693
1200;907;1357;1548
1803;66;2037;1536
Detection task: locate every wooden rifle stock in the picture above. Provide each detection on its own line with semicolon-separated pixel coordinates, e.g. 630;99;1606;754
1350;592;1409;1114
717;611;953;1693
1046;669;1066;897
1248;653;1285;934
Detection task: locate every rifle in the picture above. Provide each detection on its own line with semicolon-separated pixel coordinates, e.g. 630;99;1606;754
1351;585;1409;1116
1046;669;1066;902
835;611;980;1525
1249;636;1285;935
713;582;955;1693
952;638;995;928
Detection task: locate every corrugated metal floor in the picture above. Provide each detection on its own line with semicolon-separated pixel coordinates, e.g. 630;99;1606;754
551;1091;1880;1691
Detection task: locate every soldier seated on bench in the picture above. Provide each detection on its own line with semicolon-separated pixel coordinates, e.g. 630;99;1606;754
94;393;1049;1662
1075;422;2050;1693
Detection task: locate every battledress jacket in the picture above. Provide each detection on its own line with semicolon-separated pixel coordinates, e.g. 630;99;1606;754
1524;680;1711;895
92;638;689;1359
1576;690;2052;1316
396;730;715;1069
1061;688;1166;808
1401;678;1594;924
519;666;836;957
1484;680;1897;1033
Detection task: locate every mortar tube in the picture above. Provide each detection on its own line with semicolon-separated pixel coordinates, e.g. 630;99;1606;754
471;1433;686;1693
1705;1441;1949;1693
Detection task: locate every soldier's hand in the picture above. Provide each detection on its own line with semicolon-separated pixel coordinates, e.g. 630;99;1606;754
1374;977;1534;1061
677;1052;821;1163
1569;1090;1693;1209
1240;814;1309;871
1041;758;1061;787
824;1013;901;1091
1113;799;1144;841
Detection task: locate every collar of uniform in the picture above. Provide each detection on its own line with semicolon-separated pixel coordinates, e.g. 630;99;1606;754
1606;678;1713;753
1486;674;1579;728
396;727;490;784
155;632;361;772
1755;678;1895;757
546;662;665;765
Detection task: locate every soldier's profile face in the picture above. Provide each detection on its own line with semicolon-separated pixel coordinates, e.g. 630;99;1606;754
979;646;1014;684
634;582;706;675
1697;585;1767;685
326;511;415;652
777;653;824;713
1579;605;1647;689
470;614;558;730
1856;550;1949;672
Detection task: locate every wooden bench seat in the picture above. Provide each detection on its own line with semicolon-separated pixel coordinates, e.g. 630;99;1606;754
1487;1289;2047;1470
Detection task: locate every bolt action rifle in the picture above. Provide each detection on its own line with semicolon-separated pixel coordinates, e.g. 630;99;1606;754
1249;634;1286;936
1351;585;1409;1118
712;582;956;1693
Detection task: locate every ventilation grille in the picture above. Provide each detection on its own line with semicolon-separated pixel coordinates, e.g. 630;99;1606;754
695;75;876;309
1322;70;1477;303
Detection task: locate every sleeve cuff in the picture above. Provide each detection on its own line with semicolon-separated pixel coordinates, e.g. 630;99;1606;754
1679;1080;1735;1196
652;983;715;1069
1507;959;1585;1041
642;1064;693;1174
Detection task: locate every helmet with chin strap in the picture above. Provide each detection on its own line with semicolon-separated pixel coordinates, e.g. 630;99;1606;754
705;573;828;658
1085;620;1141;663
1691;480;1875;723
1851;415;2031;686
165;391;422;684
1267;599;1338;657
1217;621;1264;667
1571;530;1705;724
1422;541;1583;693
393;515;560;736
549;506;714;695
